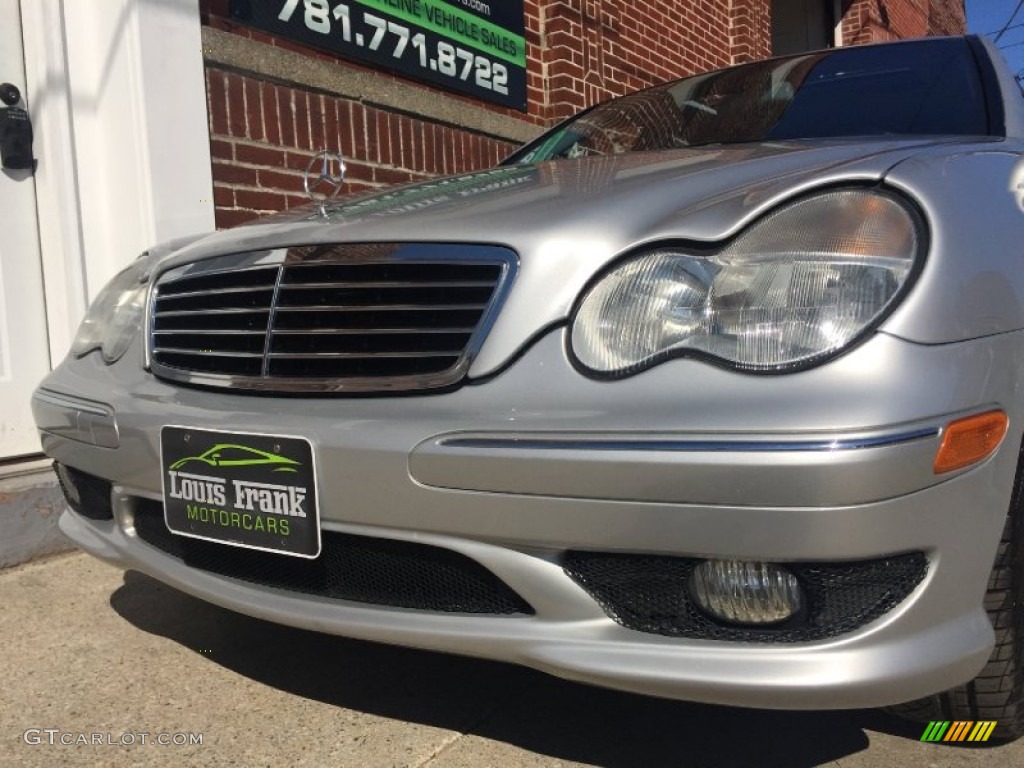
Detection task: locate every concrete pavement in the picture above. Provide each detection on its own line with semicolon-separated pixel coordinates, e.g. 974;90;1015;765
1;551;1019;767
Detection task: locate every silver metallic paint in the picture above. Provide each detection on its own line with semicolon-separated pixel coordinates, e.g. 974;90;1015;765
145;139;963;377
33;38;1024;709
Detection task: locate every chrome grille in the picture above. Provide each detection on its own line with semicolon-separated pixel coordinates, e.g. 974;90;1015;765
148;244;517;393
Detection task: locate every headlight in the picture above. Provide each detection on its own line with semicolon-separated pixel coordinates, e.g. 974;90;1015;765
570;188;923;375
71;251;158;363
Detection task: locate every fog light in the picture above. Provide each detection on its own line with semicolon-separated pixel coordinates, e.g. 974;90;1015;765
689;560;802;625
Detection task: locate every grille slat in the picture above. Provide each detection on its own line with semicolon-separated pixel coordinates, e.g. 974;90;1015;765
268;355;460;378
159;263;279;280
280;262;502;283
271;331;471;354
155;290;275;313
159;285;277;300
268;351;464;359
274;308;487;331
149;245;515;393
271;327;477;335
153;311;270;333
153;330;267;336
157;308;272;316
280;281;498;290
276;286;496;307
154;348;265;358
154;353;263;376
275;304;490;313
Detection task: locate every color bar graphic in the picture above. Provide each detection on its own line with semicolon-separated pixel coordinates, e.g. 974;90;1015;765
920;720;997;742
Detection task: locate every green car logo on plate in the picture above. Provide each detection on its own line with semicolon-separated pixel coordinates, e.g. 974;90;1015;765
168;443;301;473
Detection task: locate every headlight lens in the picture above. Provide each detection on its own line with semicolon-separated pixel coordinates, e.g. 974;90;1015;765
571;189;921;374
71;252;156;363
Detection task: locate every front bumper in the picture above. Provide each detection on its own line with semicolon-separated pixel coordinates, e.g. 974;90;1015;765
33;329;1024;709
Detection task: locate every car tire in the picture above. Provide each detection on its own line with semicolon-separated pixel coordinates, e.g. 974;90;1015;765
886;461;1024;741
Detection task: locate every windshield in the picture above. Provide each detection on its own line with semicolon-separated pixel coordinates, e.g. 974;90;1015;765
509;38;991;164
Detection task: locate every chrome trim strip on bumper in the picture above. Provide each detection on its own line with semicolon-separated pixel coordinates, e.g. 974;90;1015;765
413;424;949;505
438;427;940;453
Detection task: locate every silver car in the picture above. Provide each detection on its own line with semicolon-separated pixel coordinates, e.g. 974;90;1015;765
33;35;1024;741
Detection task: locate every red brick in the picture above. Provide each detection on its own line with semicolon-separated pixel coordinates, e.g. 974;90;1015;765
373;166;414;185
388;113;403;167
207;71;228;136
422;123;436;171
257;168;304;194
285;151;315;172
294;91;311;150
343;181;375;196
352;103;368;159
440;128;451;175
225;73;246;137
337;100;355;156
244;78;263;141
209;138;233;161
236;143;285;167
212;184;234;207
448;132;462;174
278;86;296;147
211;162;257;185
215;208;259;229
370;109;387;166
234;188;288;212
399;118;415;170
261;83;280;145
324;98;339;153
310;95;325;151
343;159;373;184
284;194;309;209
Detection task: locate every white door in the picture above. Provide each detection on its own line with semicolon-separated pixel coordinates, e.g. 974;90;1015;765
0;0;51;458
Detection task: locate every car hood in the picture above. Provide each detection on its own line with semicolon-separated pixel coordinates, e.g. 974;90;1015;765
165;137;959;376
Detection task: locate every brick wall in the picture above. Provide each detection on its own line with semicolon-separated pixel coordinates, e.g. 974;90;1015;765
842;0;966;46
201;0;964;228
541;1;773;121
205;68;516;228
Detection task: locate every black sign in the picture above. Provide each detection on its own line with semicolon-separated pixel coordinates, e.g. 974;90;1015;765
232;0;527;110
161;426;320;558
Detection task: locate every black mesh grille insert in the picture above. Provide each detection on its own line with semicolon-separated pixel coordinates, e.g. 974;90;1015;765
563;551;928;643
133;500;533;615
149;244;515;393
55;463;113;521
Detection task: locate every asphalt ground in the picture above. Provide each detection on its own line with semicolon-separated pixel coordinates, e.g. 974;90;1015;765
2;551;1022;768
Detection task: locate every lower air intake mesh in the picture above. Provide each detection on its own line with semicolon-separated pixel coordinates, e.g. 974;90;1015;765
563;550;928;643
55;463;113;521
133;500;532;616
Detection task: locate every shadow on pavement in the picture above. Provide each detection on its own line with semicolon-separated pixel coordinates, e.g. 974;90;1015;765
111;569;927;768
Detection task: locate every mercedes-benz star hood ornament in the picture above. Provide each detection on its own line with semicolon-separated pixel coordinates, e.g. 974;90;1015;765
304;150;347;217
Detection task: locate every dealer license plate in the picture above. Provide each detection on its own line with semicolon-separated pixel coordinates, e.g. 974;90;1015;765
160;426;320;558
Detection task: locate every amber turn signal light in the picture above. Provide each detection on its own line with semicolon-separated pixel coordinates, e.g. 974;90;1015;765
934;410;1009;474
